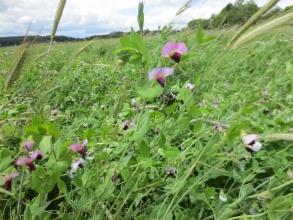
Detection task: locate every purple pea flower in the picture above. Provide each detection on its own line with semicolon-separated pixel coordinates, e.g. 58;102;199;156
148;67;174;87
162;41;188;63
70;140;87;157
3;173;18;191
16;156;35;171
29;150;43;160
23;140;34;152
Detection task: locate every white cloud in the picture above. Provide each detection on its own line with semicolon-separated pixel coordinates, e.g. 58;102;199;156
0;0;291;37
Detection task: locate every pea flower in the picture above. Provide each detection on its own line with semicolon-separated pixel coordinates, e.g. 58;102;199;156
166;166;176;177
162;41;188;63
70;140;88;157
16;156;35;171
3;173;18;191
29;150;43;160
241;134;262;152
148;67;174;87
23;140;34;152
71;158;85;172
185;82;195;91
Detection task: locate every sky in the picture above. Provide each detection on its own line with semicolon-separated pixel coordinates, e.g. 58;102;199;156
0;0;291;37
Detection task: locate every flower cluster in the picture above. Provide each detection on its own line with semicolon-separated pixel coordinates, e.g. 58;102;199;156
69;139;88;173
16;141;43;171
148;41;188;87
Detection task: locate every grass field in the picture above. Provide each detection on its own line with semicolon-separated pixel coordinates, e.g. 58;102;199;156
0;24;292;219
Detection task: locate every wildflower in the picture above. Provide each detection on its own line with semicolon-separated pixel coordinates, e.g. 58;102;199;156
50;109;58;121
162;41;188;63
219;190;227;202
185;82;195;91
148;67;174;87
29;150;43;160
16;156;35;171
3;173;18;191
166;166;176;177
70;140;87;157
23;140;34;152
122;121;129;130
241;134;262;152
71;158;85;172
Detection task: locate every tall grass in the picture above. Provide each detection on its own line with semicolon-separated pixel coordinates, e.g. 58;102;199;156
230;0;279;45
51;0;67;43
231;11;293;49
5;42;30;90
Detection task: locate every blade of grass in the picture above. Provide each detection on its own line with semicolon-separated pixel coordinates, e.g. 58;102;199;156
230;0;280;45
231;11;293;49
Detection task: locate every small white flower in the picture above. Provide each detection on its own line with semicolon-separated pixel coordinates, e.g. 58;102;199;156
71;158;85;172
219;190;227;202
242;134;262;152
185;82;195;91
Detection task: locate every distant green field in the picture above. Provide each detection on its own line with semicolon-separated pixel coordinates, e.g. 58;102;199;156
0;25;292;219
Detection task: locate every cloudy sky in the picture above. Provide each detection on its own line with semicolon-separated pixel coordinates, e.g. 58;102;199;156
0;0;291;37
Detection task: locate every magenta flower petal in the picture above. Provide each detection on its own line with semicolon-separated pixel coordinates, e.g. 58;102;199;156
148;67;174;81
23;140;34;152
16;156;35;171
176;42;188;54
3;173;18;191
162;41;178;58
148;67;174;87
29;150;43;160
162;41;188;63
70;143;86;157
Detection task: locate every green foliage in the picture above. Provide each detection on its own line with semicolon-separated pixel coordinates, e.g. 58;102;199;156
114;28;149;66
0;24;292;219
137;1;144;35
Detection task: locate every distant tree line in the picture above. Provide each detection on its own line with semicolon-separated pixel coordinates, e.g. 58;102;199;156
187;0;293;30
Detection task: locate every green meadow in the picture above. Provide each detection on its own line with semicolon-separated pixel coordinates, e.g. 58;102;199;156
0;2;293;219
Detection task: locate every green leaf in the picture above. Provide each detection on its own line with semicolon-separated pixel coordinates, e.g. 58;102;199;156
137;84;163;99
131;111;150;141
39;136;52;154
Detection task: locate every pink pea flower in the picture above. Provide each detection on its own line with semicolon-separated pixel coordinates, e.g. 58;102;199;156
162;41;188;63
23;140;34;152
241;134;262;152
3;173;18;191
16;156;35;171
29;150;43;160
70;140;87;157
148;67;174;87
71;158;85;172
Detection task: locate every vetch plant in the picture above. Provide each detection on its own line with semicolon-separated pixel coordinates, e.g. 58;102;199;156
16;156;35;171
162;41;188;63
3;173;18;191
241;134;262;152
148;67;174;87
69;140;88;157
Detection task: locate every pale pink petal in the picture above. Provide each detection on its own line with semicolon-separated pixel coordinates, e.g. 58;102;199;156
23;140;34;151
241;134;259;145
70;143;86;157
148;68;163;81
176;42;188;54
161;67;174;77
162;42;178;57
29;150;43;160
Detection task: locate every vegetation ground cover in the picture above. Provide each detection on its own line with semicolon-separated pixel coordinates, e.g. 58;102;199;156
0;2;292;220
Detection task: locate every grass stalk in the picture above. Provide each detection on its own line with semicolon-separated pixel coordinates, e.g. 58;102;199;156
231;11;293;49
230;0;280;45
